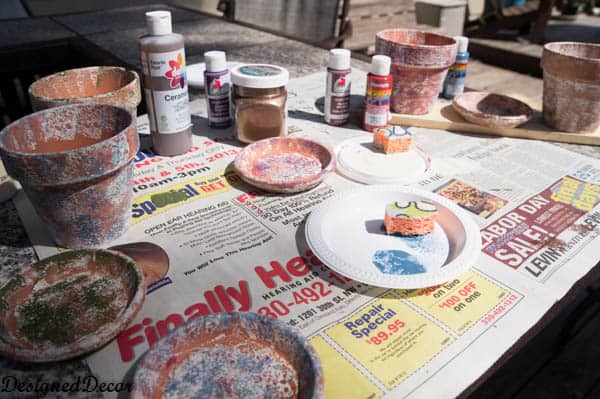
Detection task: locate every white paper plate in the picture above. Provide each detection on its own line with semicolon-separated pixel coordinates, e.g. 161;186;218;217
305;186;481;288
335;135;431;185
187;62;242;88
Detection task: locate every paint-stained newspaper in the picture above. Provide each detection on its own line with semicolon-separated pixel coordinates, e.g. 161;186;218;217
13;72;600;398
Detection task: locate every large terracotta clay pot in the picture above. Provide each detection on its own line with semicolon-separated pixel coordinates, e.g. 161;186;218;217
0;103;139;248
541;42;600;133
375;29;457;115
28;66;141;113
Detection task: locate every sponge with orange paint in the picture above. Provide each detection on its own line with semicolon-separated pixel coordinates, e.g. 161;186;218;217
373;126;412;153
384;200;438;235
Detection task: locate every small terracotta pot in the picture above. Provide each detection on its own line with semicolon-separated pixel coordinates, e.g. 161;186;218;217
29;66;141;113
375;29;457;115
541;42;600;133
0;103;139;248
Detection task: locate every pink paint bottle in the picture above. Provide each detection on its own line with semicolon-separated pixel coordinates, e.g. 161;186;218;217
364;55;392;132
324;49;351;126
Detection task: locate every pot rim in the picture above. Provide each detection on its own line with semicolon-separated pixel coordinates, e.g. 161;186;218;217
543;41;600;64
28;66;140;103
0;102;135;159
376;28;457;49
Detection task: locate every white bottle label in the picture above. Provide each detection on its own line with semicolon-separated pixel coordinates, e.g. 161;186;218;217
148;49;185;78
146;49;192;134
364;112;388;126
152;87;191;134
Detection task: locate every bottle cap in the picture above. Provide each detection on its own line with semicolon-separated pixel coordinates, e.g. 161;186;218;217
328;49;351;70
455;36;469;53
370;55;391;76
204;51;227;72
146;11;172;35
231;64;289;88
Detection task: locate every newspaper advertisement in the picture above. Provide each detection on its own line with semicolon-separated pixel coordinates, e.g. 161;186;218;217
12;72;600;398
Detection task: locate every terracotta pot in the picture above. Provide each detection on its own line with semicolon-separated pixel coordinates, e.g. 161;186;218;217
375;29;457;115
0;103;139;248
541;42;600;133
29;66;141;113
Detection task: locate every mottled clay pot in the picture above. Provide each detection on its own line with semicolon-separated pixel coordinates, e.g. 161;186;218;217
376;29;457;115
0;103;139;248
541;42;600;133
29;66;141;114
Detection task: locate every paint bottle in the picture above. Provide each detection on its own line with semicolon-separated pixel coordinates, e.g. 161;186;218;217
364;55;392;132
324;49;351;126
204;51;232;129
139;10;192;156
442;36;469;100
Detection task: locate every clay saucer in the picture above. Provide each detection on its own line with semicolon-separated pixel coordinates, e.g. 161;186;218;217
109;242;170;288
234;137;335;193
452;92;534;128
131;312;324;399
0;249;145;362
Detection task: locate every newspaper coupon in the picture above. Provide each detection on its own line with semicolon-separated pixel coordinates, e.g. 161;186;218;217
12;72;600;398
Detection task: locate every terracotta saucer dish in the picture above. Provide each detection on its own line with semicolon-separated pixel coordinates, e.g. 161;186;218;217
28;66;141;113
0;249;145;362
131;312;324;399
234;137;335;193
109;242;170;287
452;92;534;129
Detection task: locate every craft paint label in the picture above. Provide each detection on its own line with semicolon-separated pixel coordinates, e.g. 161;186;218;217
364;75;392;130
148;49;186;84
325;69;351;125
442;61;468;99
205;70;232;128
364;112;387;127
144;49;192;134
151;86;191;134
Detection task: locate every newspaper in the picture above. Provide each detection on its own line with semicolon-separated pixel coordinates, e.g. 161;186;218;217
12;71;600;398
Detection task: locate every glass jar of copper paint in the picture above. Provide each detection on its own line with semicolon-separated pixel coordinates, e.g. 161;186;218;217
231;64;289;143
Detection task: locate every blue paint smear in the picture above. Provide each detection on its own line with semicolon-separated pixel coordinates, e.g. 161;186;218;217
399;234;444;255
372;249;426;275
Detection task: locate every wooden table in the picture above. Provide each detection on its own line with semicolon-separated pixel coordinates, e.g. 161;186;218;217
1;3;599;398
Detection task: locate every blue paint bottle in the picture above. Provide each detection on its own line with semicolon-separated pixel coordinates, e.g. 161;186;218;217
442;36;469;100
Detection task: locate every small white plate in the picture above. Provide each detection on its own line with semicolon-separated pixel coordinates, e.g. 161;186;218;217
334;135;431;185
187;62;242;88
306;186;481;289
